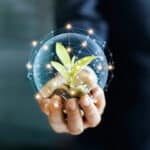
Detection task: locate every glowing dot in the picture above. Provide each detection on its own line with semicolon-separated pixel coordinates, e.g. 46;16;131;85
32;40;38;47
97;64;103;70
66;47;72;52
46;63;52;69
35;93;41;100
43;44;49;51
65;23;72;30
54;101;59;108
63;109;67;114
94;99;98;104
26;62;32;70
53;82;57;86
70;90;76;96
108;64;114;71
88;28;94;35
81;41;88;47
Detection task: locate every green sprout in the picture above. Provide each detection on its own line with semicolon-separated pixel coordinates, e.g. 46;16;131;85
51;43;96;88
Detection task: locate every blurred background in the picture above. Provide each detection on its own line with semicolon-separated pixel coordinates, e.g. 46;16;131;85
0;0;74;149
0;0;150;150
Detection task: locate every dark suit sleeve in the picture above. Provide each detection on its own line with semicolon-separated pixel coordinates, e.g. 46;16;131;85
55;0;108;41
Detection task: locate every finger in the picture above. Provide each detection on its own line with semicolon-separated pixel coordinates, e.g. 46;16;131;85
39;75;67;98
66;98;84;135
38;98;51;116
34;92;51;116
91;86;106;114
80;95;101;128
48;95;68;133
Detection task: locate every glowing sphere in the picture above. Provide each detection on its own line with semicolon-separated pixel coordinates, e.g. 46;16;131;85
27;27;109;92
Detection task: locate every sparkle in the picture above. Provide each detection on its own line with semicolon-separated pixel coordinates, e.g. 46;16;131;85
53;82;58;86
88;28;94;35
46;63;52;69
32;40;38;47
66;47;72;52
43;44;49;51
94;99;98;104
35;93;41;100
81;41;88;47
108;64;114;71
97;64;103;70
63;109;67;114
65;23;72;30
54;101;59;108
26;62;32;70
70;90;76;96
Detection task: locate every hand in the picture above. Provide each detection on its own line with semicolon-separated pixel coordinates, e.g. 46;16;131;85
36;86;106;135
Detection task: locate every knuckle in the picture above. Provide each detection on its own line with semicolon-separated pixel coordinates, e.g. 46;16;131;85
52;128;65;134
50;99;62;110
89;116;101;128
70;128;84;135
93;86;104;98
39;99;50;115
80;95;90;107
51;124;67;134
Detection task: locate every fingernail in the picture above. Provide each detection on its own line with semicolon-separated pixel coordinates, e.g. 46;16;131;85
68;101;76;111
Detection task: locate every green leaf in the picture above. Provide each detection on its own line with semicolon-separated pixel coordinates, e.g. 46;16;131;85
51;61;69;81
71;56;96;83
56;43;71;67
71;56;76;66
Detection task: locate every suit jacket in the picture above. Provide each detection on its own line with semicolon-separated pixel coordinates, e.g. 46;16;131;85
56;0;150;149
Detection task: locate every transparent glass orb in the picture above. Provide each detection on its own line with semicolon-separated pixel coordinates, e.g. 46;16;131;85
27;28;109;92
